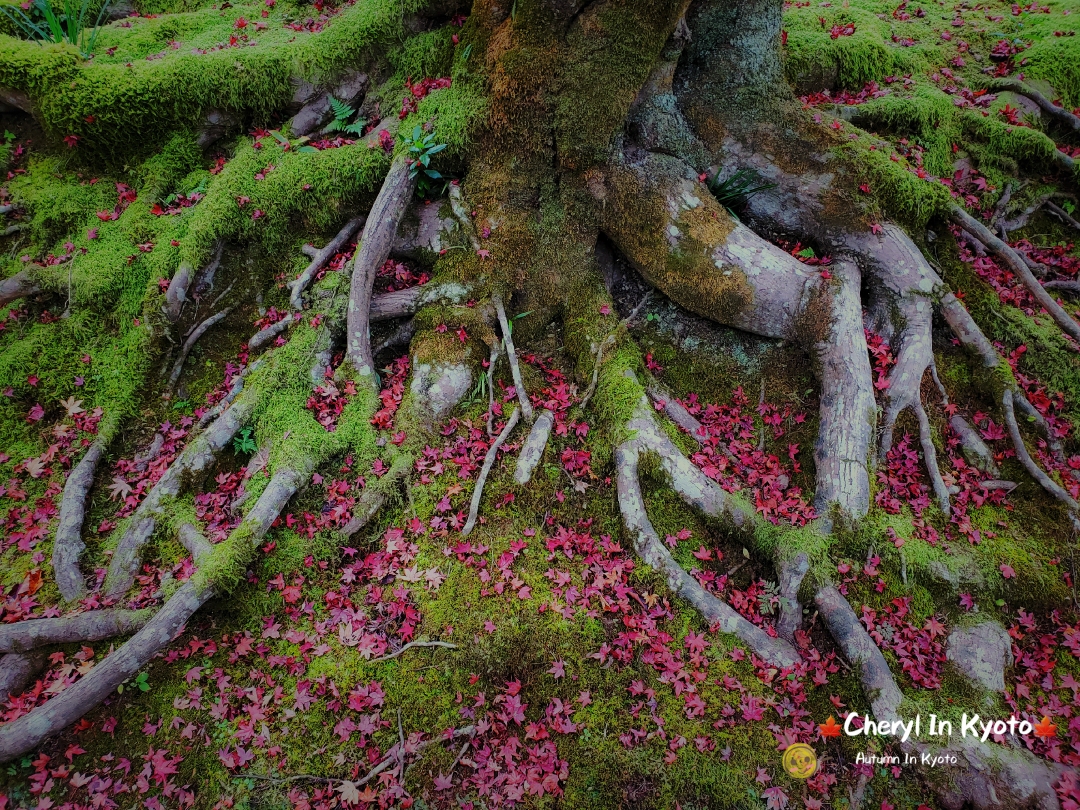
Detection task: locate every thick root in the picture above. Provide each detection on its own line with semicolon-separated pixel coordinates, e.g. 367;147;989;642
346;154;416;383
514;409;554;485
0;653;46;706
600;147;874;519
0;464;307;763
163;240;223;323
988;79;1080;133
0;608;153;653
52;422;116;602
615;439;800;670
249;311;299;351
103;384;259;598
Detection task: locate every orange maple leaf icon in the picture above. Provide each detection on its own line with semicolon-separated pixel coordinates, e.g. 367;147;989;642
819;716;843;738
1033;716;1057;740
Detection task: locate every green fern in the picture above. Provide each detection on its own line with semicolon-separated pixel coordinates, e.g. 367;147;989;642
326;96;359;134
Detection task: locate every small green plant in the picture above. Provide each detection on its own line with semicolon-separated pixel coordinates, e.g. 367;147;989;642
325;96;366;137
1062;199;1076;216
232;426;257;456
117;671;150;694
400;125;447;197
706;168;777;215
0;0;112;58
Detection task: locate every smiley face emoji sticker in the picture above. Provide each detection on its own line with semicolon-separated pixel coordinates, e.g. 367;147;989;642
782;743;818;779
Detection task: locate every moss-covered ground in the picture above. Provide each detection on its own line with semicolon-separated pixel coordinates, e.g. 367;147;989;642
0;0;1079;808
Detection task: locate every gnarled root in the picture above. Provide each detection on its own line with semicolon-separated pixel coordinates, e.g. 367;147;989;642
249;311;299;351
288;216;365;310
0;464;309;763
338;456;409;540
0;269;40;308
103;383;259;598
53;421;116;602
615;437;799;670
0;608;152;654
988;79;1080;133
599;147;875;521
347;154;417;384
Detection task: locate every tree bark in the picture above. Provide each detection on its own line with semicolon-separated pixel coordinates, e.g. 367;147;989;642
346;155;416;383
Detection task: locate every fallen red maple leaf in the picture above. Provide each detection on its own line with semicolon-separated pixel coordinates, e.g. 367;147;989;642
1033;715;1057;739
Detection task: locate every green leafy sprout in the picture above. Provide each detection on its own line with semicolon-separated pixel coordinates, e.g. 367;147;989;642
400;125;447;198
325;96;367;137
0;0;113;58
232;426;257;456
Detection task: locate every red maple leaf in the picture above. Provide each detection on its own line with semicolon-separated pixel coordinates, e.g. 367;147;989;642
1033;716;1057;739
818;716;843;738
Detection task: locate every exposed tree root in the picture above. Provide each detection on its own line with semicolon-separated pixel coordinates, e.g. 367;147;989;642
168;306;234;389
53;422;116;602
775;552;808;644
493;294;534;424
0;608;152;654
514;409;554;485
103;385;259;598
347;154;416;383
815;583;1064;809
368;640;457;663
949;414;1000;476
1044;279;1080;296
164;241;223;323
0;653;45;706
615;437;800;670
462;407;520;537
177;522;212;563
1046;200;1080;233
0;464;308;763
249;311;298;351
989;79;1080;133
1002;390;1080;528
950;205;1080;345
0;269;40;307
288;216;365;310
600;148;874;520
373;318;416;358
338;456;408;540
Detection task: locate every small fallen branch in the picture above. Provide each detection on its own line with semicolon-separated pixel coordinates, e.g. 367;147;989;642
168;306;234;389
950;205;1080;345
462;408;521;536
493;294;534;423
288;216;365;309
368;640;457;663
245;725;476;789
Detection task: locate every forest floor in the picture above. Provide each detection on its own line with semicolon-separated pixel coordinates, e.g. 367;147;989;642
1;0;1080;808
